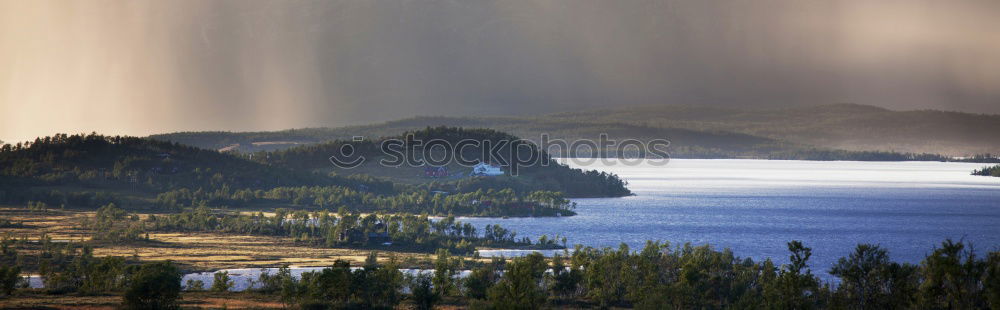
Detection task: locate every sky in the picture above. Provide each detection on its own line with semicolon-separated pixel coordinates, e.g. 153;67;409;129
1;0;999;143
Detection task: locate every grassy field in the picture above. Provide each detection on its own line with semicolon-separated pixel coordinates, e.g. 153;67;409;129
0;291;505;309
1;207;519;309
0;207;440;272
0;291;285;309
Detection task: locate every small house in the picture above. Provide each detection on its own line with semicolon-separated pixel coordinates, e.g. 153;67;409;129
470;162;503;176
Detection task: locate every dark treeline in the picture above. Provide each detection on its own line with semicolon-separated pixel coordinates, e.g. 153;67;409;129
665;145;955;162
0;189;121;210
0;183;576;218
564;144;956;162
226;239;1000;309
972;164;1000;177
154;185;576;217
958;154;1000;164
3;237;998;309
496;240;1000;309
762;148;952;162
142;206;562;254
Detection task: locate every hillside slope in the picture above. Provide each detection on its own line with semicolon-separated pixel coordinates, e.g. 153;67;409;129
150;116;782;156
151;117;807;160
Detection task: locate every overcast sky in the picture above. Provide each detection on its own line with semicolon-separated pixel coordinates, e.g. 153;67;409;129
2;0;999;142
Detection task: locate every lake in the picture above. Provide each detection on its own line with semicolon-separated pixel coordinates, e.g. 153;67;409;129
26;159;998;288
464;159;1000;280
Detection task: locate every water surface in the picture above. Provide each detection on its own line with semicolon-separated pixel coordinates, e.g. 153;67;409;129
464;159;1000;280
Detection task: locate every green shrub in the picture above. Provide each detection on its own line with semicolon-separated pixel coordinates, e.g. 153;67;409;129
408;273;438;310
464;258;504;299
184;279;205;291
432;249;458;296
0;265;23;297
123;261;181;310
210;271;234;292
487;253;547;309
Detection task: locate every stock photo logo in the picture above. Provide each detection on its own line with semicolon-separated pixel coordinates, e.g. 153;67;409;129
328;133;671;175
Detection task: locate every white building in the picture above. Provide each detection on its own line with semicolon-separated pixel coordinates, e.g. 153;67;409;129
470;162;504;176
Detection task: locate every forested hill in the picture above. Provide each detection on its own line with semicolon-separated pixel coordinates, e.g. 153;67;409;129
0;131;629;215
256;127;632;198
0;133;383;193
149;104;1000;160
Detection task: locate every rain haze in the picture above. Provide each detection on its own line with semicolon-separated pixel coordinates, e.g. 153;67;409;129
2;0;999;142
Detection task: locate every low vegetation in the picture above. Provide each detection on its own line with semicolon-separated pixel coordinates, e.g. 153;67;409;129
142;205;562;254
2;237;998;309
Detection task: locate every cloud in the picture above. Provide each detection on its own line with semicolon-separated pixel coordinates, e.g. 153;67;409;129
1;0;998;142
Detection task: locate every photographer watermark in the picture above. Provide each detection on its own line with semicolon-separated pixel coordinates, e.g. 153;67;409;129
328;133;670;175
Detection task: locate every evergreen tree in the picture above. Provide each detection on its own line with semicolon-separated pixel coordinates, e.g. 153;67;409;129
918;239;988;309
765;241;821;309
830;244;918;309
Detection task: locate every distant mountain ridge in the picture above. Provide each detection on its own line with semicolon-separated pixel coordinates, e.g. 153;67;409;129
149;104;1000;158
151;116;787;157
551;103;1000;156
